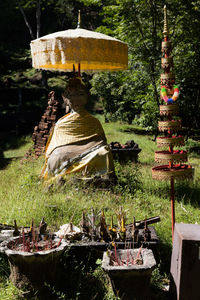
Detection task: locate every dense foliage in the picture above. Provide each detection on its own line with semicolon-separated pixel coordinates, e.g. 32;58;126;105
0;0;200;131
88;0;200;130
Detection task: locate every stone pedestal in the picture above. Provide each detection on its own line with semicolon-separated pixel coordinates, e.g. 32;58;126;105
170;223;200;300
102;248;156;300
0;236;68;294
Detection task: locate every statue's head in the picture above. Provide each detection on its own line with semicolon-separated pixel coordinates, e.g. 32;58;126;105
63;77;88;112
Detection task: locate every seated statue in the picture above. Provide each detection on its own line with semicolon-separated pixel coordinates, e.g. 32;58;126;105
41;77;114;181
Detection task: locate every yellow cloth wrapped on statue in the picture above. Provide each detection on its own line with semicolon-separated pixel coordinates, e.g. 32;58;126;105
41;109;114;180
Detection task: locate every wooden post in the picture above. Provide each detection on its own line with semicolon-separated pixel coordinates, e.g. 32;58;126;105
78;63;81;77
170;177;175;240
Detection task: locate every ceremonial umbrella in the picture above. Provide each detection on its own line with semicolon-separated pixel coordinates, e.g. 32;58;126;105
30;20;128;74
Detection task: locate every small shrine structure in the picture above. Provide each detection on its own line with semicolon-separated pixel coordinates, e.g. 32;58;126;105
32;91;62;157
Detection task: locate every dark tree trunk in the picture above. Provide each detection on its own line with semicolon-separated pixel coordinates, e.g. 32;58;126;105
19;4;35;39
36;0;41;38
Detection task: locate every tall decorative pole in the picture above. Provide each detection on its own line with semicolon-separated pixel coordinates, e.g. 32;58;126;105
77;10;81;77
152;6;194;240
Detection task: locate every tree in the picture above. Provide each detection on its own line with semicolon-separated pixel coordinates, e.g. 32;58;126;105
90;64;150;125
87;0;200;130
1;0;200;130
87;0;162;129
168;0;200;129
17;0;41;39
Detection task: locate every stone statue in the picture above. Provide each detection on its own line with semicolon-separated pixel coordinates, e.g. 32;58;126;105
41;77;114;181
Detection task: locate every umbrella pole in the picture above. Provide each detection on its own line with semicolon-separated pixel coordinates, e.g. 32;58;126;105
78;63;81;77
170;177;175;241
169;132;175;241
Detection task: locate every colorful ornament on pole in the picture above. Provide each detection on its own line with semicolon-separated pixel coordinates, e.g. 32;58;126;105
161;85;180;103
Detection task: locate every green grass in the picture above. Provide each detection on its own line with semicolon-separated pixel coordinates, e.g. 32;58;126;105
0;117;200;299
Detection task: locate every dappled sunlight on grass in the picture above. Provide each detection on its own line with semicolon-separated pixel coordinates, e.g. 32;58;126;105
2;135;32;159
0;122;200;299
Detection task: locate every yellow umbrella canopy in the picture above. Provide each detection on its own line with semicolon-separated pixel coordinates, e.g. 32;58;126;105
30;28;128;73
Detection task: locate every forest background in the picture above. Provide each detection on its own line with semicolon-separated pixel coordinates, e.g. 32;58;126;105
0;0;200;135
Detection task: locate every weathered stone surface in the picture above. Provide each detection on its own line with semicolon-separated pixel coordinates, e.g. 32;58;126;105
102;248;156;300
32;91;62;157
0;235;68;294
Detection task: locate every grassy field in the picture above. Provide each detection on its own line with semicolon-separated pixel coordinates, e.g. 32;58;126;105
0;115;200;299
